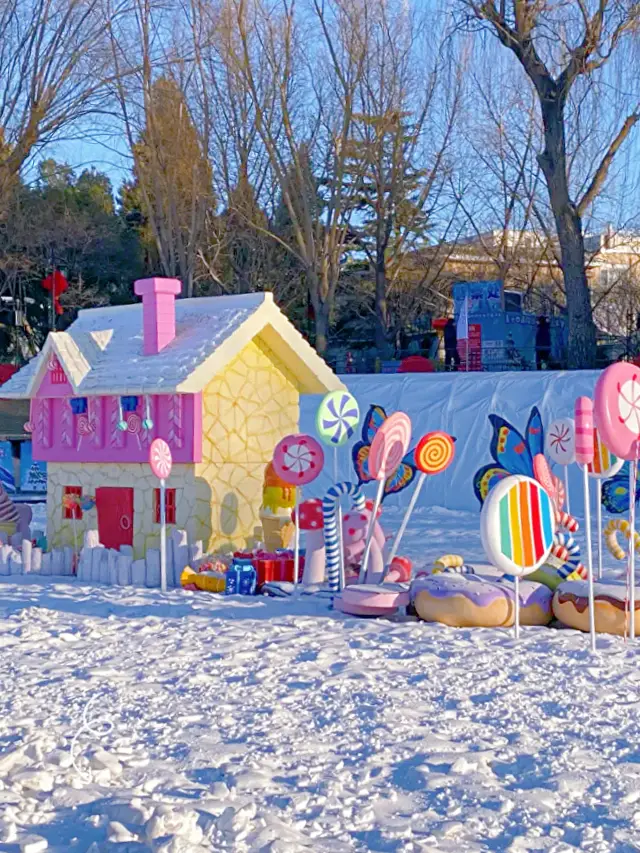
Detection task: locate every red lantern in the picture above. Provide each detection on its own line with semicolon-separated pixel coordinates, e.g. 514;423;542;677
41;270;69;316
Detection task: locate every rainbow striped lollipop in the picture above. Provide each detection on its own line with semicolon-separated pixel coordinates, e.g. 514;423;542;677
316;391;360;448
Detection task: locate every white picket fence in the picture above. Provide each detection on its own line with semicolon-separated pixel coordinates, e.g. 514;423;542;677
0;528;204;588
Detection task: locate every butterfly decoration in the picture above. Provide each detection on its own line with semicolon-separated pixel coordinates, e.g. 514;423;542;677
602;462;640;514
352;405;417;500
473;406;558;506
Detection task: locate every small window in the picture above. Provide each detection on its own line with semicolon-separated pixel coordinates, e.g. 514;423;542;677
49;356;67;385
154;488;176;524
63;486;83;520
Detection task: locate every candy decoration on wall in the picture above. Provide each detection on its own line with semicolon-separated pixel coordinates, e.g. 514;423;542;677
574;396;596;652
587;427;624;580
384;431;456;580
544;417;575;513
23;399;34;434
76;413;94;451
273;434;325;593
142;395;154;431
595;362;640;639
150;438;173;593
117;397;127;431
359;412;412;583
317;391;360;589
322;482;365;592
126;412;142;449
480;475;555;639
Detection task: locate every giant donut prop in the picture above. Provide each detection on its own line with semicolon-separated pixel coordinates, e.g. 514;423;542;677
335;582;410;617
604;518;640;561
410;574;552;628
553;579;640;636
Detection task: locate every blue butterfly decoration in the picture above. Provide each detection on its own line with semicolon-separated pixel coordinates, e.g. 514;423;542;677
473;407;545;506
352;405;417;501
602;462;640;514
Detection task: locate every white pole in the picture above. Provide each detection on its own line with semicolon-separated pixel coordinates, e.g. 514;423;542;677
334;448;345;591
630;460;637;640
160;478;167;593
583;465;596;652
383;472;426;580
293;487;301;594
359;477;385;583
564;465;571;515
596;479;603;580
514;575;520;640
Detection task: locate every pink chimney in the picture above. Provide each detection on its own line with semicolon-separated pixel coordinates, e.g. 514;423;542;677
134;277;182;355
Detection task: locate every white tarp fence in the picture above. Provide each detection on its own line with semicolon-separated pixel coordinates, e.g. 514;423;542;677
300;370;601;514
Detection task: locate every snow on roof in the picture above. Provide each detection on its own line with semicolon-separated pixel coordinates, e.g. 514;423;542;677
1;292;343;398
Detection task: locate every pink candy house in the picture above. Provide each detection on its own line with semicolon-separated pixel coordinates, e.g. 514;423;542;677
1;279;343;556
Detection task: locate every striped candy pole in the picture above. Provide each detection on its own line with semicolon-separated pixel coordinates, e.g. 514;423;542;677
574;396;596;652
322;482;365;593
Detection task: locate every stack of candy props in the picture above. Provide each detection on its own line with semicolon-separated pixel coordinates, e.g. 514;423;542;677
181;556;258;595
260;461;297;551
550;366;640;638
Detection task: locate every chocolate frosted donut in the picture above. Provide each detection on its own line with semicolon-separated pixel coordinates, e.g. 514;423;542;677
553;579;640;636
411;574;552;628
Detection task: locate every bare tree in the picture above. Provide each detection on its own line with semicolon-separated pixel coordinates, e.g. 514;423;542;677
198;0;369;354
459;0;640;368
0;0;128;211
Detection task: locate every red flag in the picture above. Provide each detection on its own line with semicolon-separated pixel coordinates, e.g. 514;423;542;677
42;270;69;316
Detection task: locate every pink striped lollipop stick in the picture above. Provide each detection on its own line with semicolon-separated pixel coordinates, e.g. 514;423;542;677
574;396;596;652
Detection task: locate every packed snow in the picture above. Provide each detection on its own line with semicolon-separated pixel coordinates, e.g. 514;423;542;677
1;506;640;853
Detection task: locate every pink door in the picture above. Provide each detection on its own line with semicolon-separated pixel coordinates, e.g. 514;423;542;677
96;487;134;549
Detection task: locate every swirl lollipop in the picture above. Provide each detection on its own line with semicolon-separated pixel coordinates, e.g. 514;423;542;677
273;434;324;592
316;391;360;448
76;414;94;451
359;413;412;582
545;417;575;515
273;434;324;486
384;431;456;580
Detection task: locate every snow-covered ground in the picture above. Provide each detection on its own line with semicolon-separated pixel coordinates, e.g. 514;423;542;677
1;507;640;853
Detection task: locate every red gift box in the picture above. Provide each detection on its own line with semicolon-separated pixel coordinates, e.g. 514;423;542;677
253;552;304;586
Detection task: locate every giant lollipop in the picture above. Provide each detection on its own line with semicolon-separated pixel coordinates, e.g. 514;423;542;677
384;431;455;578
545;417;575;513
316;391;360;590
595;362;640;639
273;434;324;592
358;413;411;582
575;396;596;652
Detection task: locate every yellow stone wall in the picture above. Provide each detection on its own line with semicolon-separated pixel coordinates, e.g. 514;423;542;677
196;335;300;551
46;335;300;556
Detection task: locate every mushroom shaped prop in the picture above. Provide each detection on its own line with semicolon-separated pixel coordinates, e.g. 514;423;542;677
343;508;384;583
293;499;326;586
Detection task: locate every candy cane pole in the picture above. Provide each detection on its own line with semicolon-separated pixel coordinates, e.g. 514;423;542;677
323;483;365;592
596;479;603;580
575;396;596;652
293;487;301;594
333;448;345;590
564;466;571;515
383;472;427;580
630;459;637;640
359;477;385;584
160;477;167;593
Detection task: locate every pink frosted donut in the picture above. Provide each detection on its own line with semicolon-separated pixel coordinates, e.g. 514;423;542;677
411;574;552;628
336;583;409;617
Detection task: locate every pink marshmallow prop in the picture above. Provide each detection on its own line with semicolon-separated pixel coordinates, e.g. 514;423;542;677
594;363;640;639
574;396;596;652
359;413;412;583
